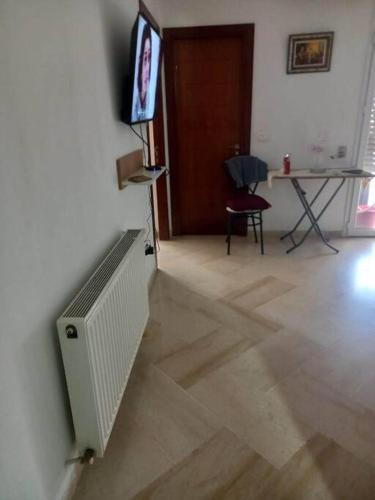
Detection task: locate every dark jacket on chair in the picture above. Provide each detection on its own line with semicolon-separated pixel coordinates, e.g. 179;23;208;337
225;155;268;188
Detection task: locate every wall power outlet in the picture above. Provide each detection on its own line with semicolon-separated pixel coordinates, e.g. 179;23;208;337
337;145;347;158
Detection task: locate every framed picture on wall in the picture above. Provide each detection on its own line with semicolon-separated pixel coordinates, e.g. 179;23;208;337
287;32;334;74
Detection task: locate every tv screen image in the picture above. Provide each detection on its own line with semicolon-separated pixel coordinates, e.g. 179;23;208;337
127;14;161;124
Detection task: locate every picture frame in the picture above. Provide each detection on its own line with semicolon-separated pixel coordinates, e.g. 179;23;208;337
287;32;334;74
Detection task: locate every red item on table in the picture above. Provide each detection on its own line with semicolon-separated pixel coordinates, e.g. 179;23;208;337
283;154;291;175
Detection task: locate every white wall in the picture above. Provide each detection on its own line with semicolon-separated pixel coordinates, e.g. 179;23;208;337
150;0;375;230
0;1;156;499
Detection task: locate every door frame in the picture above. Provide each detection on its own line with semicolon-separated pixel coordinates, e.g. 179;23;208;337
163;24;254;235
139;0;170;240
346;35;375;236
148;75;170;240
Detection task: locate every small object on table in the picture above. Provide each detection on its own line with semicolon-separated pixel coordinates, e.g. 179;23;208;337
128;175;151;183
341;169;365;175
283;154;291;175
310;144;325;173
145;165;162;172
309;167;327;173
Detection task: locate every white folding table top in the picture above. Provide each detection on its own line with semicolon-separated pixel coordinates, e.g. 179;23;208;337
269;168;374;180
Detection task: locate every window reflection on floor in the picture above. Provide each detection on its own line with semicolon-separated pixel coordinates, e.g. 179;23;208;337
356;178;375;229
354;244;375;290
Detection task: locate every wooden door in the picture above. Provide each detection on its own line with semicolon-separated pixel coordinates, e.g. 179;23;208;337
164;25;254;234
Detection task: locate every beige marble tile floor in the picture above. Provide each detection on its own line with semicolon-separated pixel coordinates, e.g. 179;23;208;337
73;234;375;499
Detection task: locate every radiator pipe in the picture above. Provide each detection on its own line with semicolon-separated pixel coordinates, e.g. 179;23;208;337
66;448;95;465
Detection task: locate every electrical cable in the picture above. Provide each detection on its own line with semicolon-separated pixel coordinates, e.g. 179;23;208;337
130;124;145;143
145;188;161;253
140;124;147;166
144;189;153;246
130;123;162;254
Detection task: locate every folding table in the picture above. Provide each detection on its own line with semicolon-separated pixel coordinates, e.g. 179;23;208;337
268;168;374;254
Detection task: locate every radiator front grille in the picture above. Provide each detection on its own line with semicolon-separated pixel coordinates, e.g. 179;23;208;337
63;229;142;319
57;228;149;456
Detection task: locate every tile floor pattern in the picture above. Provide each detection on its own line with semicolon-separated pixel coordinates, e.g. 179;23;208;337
73;234;375;499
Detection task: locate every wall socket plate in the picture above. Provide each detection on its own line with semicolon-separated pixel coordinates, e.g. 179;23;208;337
145;244;154;255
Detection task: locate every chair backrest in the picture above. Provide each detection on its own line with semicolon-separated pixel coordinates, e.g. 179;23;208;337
224;155;268;191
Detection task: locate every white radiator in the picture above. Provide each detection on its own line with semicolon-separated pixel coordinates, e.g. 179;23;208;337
57;229;149;457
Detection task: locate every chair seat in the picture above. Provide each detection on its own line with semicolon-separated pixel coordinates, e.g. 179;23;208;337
226;193;271;213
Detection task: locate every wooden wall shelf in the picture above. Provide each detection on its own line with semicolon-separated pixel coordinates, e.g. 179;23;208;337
116;149;165;190
121;167;166;188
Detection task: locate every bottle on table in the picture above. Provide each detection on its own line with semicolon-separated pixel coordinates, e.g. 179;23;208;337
283;154;291;175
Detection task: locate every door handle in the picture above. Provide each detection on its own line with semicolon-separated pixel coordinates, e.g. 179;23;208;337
227;144;240;156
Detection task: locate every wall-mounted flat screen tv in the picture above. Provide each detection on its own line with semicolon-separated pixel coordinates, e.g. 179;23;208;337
123;14;161;125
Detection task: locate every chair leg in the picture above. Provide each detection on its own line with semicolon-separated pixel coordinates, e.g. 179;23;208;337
259;212;264;255
250;215;258;243
226;214;232;255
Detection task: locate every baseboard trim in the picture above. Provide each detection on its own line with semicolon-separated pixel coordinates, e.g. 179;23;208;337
148;267;158;291
262;230;343;237
56;459;84;500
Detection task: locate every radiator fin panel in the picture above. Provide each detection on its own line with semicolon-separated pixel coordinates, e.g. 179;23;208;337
86;246;148;447
63;230;141;318
57;229;149;456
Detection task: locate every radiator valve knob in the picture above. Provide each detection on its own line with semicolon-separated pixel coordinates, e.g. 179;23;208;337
66;325;78;339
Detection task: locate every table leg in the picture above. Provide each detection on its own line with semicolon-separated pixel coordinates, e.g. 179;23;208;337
280;178;329;241
285;178;346;254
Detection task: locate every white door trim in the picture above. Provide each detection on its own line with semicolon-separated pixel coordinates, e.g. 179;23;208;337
346;34;375;236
